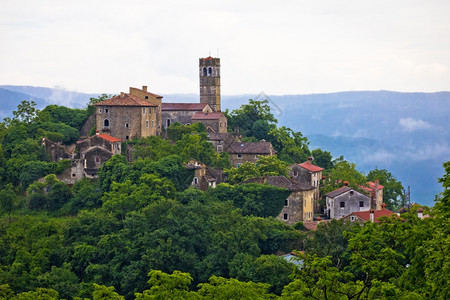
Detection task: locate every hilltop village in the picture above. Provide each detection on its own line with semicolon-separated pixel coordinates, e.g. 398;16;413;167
42;56;397;227
0;57;446;299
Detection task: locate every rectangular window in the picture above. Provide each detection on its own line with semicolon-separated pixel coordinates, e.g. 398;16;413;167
98;109;102;114
143;108;146;114
95;157;100;163
105;108;109;113
125;123;129;128
284;199;288;207
237;154;242;159
340;201;345;208
360;201;364;207
152;121;154;128
149;108;152;115
146;120;149;128
283;213;288;220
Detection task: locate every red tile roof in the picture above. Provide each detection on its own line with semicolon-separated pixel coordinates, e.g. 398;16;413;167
351;209;395;221
368;181;384;190
162;103;209;111
298;161;323;172
129;87;163;98
98;134;122;143
191;112;225;120
94;94;158;107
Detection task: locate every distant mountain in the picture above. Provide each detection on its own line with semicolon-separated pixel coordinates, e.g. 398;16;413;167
1;86;448;206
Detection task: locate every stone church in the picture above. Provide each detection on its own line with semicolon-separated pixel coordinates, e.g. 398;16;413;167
94;56;227;140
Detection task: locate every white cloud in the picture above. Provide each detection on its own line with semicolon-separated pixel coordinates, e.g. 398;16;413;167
399;118;431;132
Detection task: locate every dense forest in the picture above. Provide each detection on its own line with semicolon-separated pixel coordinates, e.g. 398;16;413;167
0;98;448;299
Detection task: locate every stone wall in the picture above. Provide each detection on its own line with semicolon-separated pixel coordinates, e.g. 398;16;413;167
326;190;370;219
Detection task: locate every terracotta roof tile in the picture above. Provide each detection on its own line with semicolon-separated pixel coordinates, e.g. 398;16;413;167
95;94;158;107
227;142;274;154
350;209;396;221
368;181;384;190
162;103;208;111
97;134;122;143
191;112;225;120
298;161;324;172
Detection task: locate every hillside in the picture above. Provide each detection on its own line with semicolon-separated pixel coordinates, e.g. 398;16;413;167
1;86;449;205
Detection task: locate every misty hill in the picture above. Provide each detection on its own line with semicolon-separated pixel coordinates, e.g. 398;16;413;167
1;86;449;206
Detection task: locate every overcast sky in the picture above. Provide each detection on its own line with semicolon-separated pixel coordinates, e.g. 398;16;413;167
1;0;449;95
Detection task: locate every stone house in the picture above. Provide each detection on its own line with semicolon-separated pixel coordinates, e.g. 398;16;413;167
161;103;213;129
94;86;163;141
191;112;227;134
227;140;276;168
244;176;315;224
185;159;217;191
207;133;237;153
325;186;371;219
360;180;384;210
75;133;122;178
290;157;324;213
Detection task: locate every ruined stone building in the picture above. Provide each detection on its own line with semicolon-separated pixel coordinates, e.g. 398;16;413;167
227;140;276;168
360;180;384;210
244;176;315;224
290;157;324;213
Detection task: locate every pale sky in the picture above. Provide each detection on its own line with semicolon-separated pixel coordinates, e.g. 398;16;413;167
1;0;449;95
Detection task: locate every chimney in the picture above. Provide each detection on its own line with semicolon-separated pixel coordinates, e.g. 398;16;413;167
142;85;147;91
344;181;349;186
375;179;379;188
95;130;99;135
417;208;423;219
120;92;125;98
307;156;314;164
381;203;387;210
369;209;375;222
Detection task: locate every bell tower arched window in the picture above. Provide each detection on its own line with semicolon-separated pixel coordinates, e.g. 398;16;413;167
104;119;109;127
203;67;207;76
208;67;212;76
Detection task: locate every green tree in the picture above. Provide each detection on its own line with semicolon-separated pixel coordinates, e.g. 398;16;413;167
0;183;18;223
12;100;39;125
225;155;289;185
135;270;199;299
311;148;333;170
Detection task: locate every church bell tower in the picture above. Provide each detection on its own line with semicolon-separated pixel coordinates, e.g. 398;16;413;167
199;56;221;112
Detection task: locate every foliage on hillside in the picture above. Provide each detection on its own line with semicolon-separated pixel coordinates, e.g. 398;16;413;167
0;99;447;299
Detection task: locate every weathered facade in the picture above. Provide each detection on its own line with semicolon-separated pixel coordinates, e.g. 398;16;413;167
244;176;315;224
94;87;162;140
191;112;227;134
207;132;237;153
185;159;217;191
342;206;395;224
161;103;213;129
325;186;371;219
290;157;323;214
360;180;384;210
227;140;276;168
200;56;221;112
75;133;122;177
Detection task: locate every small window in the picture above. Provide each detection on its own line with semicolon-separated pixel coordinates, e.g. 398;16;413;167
126;136;129;140
351;216;355;221
149;108;152;115
95;157;100;163
208;67;212;76
293;170;298;177
125;123;129;128
340;201;345;208
152;121;154;128
359;201;364;207
217;145;223;152
98;109;102;114
145;96;149;99
143;108;146;114
237;163;242;168
103;119;109;127
72;173;76;177
158;106;161;112
283;213;288;220
146;120;149;128
105;108;109;113
193;177;198;185
237;154;242;159
350;191;354;196
167;119;171;127
203;67;207;76
284;199;288;207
